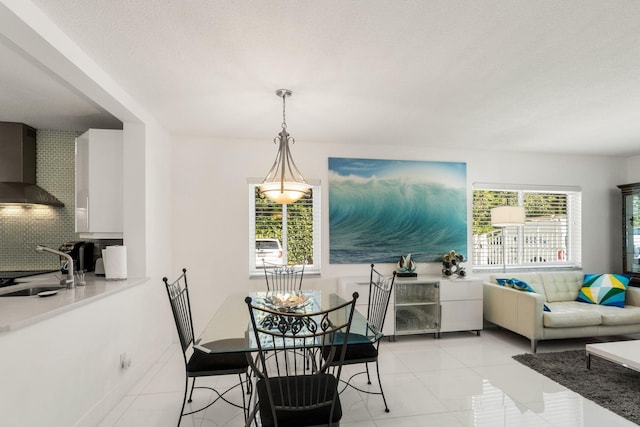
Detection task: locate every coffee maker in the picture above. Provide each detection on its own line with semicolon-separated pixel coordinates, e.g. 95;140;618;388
59;241;95;272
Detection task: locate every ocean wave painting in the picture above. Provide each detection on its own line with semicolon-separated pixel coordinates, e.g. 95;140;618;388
329;157;467;264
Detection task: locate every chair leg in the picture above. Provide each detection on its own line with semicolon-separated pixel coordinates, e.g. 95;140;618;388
187;377;196;403
374;360;389;413
238;372;248;424
365;362;372;385
245;371;252;395
178;373;189;427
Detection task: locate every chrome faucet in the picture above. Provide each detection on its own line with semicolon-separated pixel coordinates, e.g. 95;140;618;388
35;245;74;288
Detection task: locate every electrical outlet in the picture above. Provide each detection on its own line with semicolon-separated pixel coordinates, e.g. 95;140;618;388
120;353;132;370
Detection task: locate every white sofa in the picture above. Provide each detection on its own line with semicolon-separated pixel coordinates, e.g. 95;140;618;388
483;271;640;352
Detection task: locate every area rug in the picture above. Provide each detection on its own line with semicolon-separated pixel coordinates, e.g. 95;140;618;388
513;350;640;425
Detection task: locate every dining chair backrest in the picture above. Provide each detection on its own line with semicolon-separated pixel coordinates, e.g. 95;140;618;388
163;268;195;352
263;261;306;292
245;292;359;426
367;264;396;336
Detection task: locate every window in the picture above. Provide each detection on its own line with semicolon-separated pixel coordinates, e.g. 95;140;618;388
249;181;321;275
472;183;581;271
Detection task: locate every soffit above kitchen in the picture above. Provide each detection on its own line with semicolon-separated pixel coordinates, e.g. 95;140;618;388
0;33;121;132
6;1;640;156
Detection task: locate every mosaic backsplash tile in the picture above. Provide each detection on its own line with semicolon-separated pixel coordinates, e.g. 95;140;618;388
0;130;79;270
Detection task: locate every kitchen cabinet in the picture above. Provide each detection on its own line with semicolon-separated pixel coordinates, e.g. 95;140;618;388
75;129;123;238
618;183;640;287
439;277;483;335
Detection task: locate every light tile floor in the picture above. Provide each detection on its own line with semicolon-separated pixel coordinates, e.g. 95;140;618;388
98;327;639;426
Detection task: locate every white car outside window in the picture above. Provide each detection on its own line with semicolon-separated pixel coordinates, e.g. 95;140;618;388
256;239;283;267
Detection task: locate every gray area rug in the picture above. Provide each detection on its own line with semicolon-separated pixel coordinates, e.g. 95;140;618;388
513;350;640;425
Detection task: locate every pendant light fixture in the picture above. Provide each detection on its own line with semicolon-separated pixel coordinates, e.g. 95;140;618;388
259;89;311;204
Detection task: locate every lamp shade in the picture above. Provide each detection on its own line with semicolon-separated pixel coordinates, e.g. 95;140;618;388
259;181;310;204
491;206;526;227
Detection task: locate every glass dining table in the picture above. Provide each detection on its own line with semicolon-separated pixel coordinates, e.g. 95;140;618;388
195;289;376;354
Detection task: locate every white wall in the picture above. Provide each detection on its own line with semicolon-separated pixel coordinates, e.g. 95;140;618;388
626;155;640;183
172;135;628;332
0;281;170;427
0;3;176;426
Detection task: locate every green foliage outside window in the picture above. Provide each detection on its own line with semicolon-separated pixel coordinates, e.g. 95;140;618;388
255;188;314;265
473;190;568;235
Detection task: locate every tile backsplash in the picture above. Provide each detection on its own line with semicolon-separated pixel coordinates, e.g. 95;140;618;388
0;129;79;270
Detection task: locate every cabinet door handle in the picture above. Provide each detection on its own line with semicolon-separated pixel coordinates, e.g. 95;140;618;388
85;197;90;230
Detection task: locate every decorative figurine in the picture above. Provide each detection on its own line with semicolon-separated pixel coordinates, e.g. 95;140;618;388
442;250;466;278
396;253;417;277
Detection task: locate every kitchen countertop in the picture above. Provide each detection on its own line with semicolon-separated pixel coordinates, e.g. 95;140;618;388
0;272;149;332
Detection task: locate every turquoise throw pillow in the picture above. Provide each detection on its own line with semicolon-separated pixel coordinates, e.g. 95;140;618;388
496;278;511;286
496;277;547;311
510;278;536;293
496;277;536;293
576;274;630;308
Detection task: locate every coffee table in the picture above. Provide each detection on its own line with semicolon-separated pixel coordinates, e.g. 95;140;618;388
585;340;640;371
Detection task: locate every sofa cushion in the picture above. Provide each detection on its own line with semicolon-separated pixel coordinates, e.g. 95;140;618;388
590;304;640;326
543;301;603;327
541;272;584;302
490;273;546;298
576;274;630;308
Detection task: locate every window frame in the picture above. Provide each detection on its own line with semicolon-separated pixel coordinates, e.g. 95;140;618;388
472;183;582;272
248;179;321;277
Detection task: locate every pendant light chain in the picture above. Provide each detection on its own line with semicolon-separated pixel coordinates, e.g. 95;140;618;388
259;88;311;204
281;92;287;130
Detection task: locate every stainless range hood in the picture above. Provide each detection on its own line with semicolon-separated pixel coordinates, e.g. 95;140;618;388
0;122;64;207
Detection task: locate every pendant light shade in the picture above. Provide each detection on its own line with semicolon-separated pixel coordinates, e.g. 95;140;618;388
259;89;311;204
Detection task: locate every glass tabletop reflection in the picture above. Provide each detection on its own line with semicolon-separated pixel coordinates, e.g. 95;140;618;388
195;290;375;354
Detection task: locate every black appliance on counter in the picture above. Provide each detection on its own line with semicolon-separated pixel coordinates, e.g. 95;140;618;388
59;241;95;272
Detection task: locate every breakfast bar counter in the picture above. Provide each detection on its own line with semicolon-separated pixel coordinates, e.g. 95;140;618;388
0;272;149;332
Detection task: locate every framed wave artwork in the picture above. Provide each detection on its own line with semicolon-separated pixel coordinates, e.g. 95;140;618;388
328;157;467;264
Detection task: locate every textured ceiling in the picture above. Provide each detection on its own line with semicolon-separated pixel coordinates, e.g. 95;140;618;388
5;0;640;155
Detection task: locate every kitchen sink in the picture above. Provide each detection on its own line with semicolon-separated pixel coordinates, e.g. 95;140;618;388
0;286;64;297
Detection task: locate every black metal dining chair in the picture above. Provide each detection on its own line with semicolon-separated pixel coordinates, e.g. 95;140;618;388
328;264;396;413
245;292;359;427
262;261;306;292
162;268;251;426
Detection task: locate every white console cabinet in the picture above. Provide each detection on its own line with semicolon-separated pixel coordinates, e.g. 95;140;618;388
439;277;483;335
394;277;440;336
338;275;483;339
75;129;123;238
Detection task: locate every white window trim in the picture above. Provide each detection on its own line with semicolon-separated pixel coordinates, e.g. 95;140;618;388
248;178;321;277
472;182;582;272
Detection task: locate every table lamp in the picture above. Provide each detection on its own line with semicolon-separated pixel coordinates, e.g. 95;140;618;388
491;206;526;273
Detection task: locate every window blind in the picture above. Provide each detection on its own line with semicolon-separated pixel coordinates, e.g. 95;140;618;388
472;184;581;270
249;182;321;275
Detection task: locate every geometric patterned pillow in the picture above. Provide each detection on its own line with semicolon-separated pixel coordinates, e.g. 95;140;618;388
496;278;511;286
576;274;630;308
